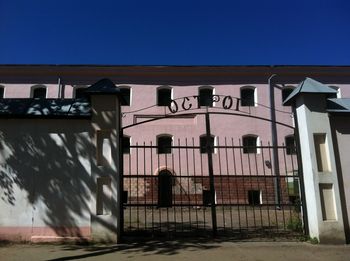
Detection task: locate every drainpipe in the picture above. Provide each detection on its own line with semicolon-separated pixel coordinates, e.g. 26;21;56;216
57;76;61;98
268;74;281;207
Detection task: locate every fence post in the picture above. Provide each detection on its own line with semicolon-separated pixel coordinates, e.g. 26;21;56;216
205;111;217;236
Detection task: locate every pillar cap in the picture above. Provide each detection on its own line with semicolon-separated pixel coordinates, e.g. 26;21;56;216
283;77;337;106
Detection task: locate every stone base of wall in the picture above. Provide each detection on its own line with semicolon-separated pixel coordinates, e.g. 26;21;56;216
124;176;295;205
0;227;91;242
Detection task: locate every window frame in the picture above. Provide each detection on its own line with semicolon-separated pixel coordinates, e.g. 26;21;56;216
119;86;131;106
157;86;173;106
31;85;47;99
281;86;295;106
122;135;131;154
285;135;297;155
198;86;214;107
240;86;257;107
199;134;216;154
242;135;259;154
157;134;173;154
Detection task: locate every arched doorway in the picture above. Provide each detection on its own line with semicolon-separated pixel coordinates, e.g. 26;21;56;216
158;169;173;208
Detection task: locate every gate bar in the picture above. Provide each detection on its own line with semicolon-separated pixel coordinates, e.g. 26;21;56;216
205;111;217;236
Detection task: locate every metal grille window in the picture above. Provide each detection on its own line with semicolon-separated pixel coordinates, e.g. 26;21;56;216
282;88;294;105
285;135;296;155
240;88;255;107
248;190;261;205
199;88;213;107
157;88;172;106
122;136;131;154
120;88;131;106
157;135;172;154
242;135;258;153
32;87;47;99
200;135;215;154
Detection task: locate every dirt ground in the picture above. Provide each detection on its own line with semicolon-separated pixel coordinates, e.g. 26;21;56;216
1;240;350;261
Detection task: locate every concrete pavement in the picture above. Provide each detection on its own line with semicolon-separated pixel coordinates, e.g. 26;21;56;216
1;240;350;261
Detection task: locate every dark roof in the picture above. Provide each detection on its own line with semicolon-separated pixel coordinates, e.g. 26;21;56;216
327;98;350;113
85;78;122;95
0;99;91;118
283;77;338;105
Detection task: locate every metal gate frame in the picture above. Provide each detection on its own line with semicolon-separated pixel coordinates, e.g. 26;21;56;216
119;104;308;239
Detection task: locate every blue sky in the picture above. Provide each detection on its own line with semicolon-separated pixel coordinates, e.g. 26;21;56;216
0;0;349;65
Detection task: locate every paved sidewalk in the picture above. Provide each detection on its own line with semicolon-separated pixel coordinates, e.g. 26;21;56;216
1;240;350;261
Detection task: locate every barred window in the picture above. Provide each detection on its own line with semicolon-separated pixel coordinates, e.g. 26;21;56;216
122;136;131;154
32;87;47;99
285;135;296;155
120;88;131;106
242;135;258;154
157;135;172;154
282;87;294;105
199;87;213;107
200;135;215;154
240;87;256;107
157;87;172;106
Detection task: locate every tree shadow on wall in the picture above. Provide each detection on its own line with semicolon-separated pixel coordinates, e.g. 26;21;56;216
0;118;111;239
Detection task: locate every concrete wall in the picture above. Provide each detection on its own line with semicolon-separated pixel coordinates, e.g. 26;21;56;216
295;94;346;243
0;94;122;242
0;119;93;241
330;115;350;243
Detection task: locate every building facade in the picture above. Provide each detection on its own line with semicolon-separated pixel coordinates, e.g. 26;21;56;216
0;65;350;242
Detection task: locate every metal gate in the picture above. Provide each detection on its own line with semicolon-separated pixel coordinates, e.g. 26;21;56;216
120;104;307;240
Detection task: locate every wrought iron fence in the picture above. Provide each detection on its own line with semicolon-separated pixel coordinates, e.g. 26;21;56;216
121;138;305;239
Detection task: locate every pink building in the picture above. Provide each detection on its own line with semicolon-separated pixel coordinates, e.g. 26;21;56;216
1;65;350;241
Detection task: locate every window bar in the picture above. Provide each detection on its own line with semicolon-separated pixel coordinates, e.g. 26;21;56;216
254;145;263;229
200;145;206;231
268;141;279;232
225;137;234;231
165;146;170;233
238;139;249;231
150;141;155;234
246;140;257;230
232;138;241;232
185;138;192;231
289;139;301;227
282;142;292;230
260;140;271;230
278;145;286;231
136;142;140;230
143;142;147;231
217;137;226;231
157;144;161;233
171;147;176;234
178;138;184;233
192;137;199;230
128;143;132;232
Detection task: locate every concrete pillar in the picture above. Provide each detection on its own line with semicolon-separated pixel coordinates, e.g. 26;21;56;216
89;91;121;242
295;93;346;243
